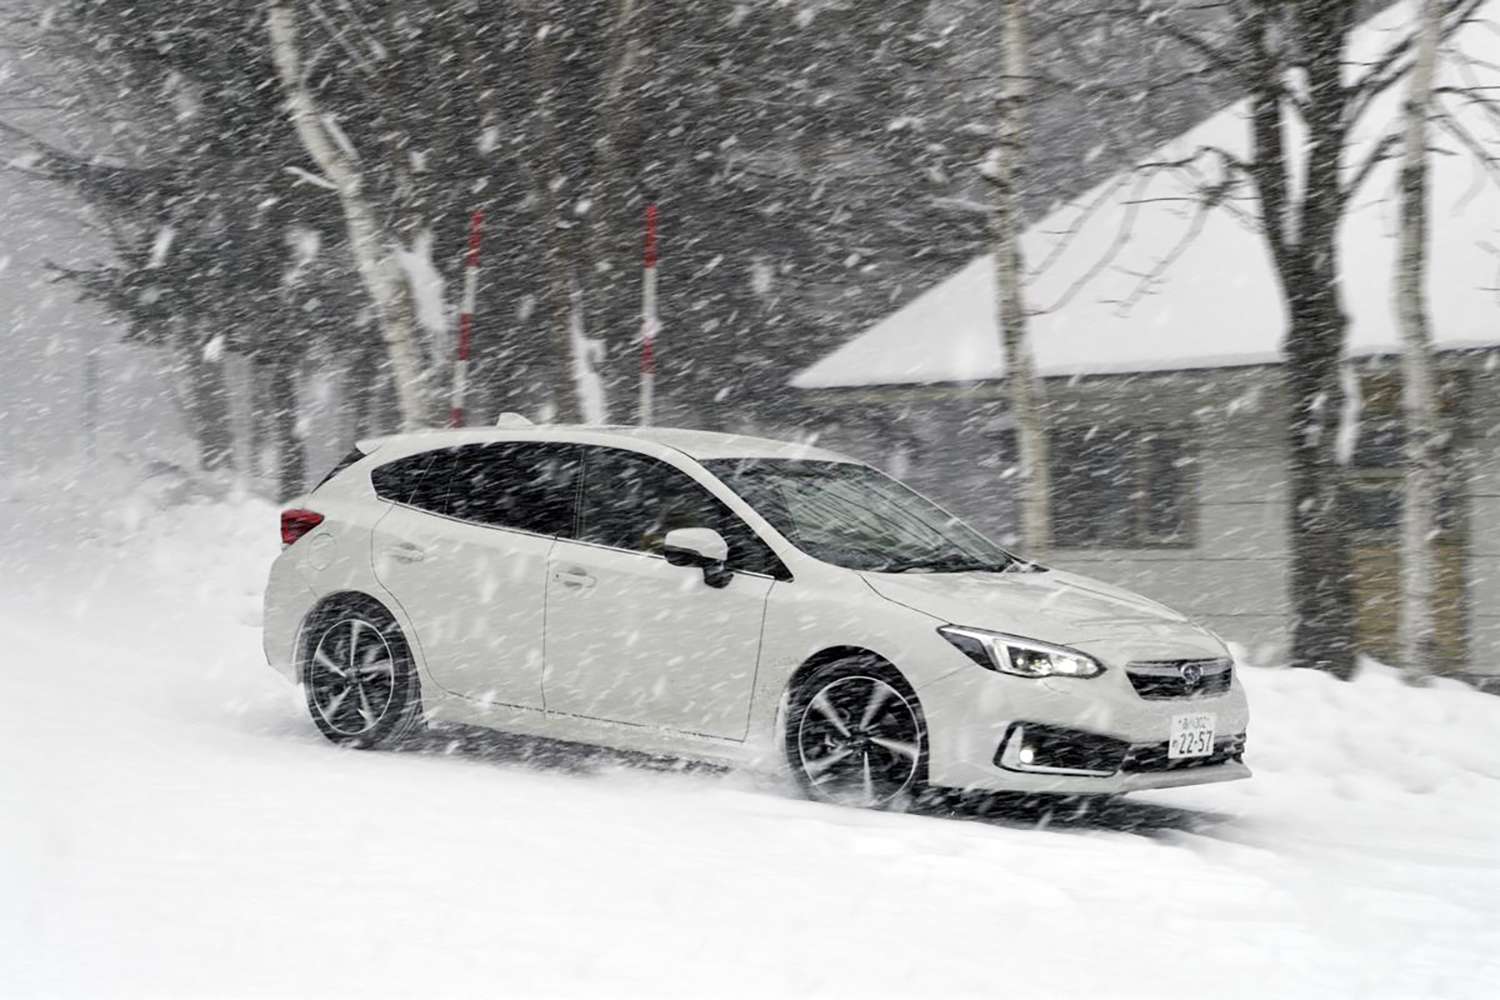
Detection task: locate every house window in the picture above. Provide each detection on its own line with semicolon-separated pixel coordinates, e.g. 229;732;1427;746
1048;426;1195;548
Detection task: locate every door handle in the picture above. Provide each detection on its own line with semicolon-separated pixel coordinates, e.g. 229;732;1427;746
383;543;427;564
553;568;596;589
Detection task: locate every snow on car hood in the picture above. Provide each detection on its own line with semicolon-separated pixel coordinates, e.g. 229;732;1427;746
861;566;1199;646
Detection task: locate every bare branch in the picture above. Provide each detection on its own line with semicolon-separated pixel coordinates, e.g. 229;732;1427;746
1343;131;1403;202
1107;193;1215;315
1030;170;1150;315
1344;0;1488;127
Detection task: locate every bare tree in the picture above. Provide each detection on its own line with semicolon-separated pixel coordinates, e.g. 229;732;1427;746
1396;0;1444;677
1133;0;1487;678
987;0;1052;555
266;0;434;432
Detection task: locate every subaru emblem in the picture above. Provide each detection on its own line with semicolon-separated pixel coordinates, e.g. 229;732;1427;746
1180;662;1204;686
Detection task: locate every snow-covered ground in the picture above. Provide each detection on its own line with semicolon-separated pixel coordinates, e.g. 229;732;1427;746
2;469;1498;999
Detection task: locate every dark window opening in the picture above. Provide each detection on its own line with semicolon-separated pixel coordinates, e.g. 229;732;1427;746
576;448;782;577
446;442;580;535
407;448;458;515
1049;427;1194;549
371;451;440;506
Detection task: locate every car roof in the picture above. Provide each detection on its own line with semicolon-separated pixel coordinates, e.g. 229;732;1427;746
356;423;859;464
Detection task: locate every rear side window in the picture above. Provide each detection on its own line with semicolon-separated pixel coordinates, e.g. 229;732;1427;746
575;446;782;576
371;451;440;505
446;442;580;535
408;449;458;513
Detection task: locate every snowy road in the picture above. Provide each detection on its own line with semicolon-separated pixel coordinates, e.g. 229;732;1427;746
2;483;1498;999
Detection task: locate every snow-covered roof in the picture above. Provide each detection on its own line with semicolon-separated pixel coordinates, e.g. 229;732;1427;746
357;424;853;463
794;0;1500;390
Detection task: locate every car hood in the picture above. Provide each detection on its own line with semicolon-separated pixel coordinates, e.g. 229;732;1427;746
861;566;1205;647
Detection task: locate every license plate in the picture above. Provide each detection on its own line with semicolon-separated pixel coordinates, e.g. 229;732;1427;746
1168;712;1216;759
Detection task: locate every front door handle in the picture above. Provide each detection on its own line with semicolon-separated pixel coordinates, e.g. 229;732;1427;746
553;567;596;589
383;543;426;564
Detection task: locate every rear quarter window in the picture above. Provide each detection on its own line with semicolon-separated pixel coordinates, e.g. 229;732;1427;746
370;451;441;505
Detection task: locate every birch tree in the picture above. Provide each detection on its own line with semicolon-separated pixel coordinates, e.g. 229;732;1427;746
986;0;1052;555
266;0;434;431
1395;0;1444;677
1131;0;1487;678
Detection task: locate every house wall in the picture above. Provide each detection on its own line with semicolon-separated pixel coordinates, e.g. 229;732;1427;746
800;356;1500;673
805;369;1295;662
810;359;1500;671
1464;365;1500;670
1041;371;1292;663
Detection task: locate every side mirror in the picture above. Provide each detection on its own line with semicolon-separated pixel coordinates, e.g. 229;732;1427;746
663;527;732;588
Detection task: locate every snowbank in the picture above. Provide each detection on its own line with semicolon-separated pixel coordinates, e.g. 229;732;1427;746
2;494;1497;999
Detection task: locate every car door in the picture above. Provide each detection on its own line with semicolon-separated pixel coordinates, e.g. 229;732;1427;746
371;442;579;710
542;446;779;740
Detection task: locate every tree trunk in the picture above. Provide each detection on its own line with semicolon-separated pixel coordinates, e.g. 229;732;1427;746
990;0;1051;555
520;5;586;425
195;341;234;473
1241;0;1360;679
585;0;645;420
266;1;433;432
346;335;381;443
172;321;234;473
1285;289;1358;679
543;271;584;424
1396;0;1444;677
264;352;305;502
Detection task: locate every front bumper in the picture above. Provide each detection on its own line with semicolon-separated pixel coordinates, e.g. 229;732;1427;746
914;650;1252;795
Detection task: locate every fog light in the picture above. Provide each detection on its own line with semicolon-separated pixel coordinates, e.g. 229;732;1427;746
996;723;1129;776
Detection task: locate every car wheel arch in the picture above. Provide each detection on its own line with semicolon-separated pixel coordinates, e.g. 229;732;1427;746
778;645;920;731
296;590;405;682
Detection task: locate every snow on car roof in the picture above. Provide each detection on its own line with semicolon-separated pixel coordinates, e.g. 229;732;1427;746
793;0;1500;390
357;424;856;463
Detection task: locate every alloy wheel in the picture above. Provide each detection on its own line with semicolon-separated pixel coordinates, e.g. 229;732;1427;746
796;675;922;807
308;618;397;737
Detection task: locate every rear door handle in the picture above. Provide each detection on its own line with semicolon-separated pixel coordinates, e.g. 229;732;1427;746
553;567;596;589
384;543;426;564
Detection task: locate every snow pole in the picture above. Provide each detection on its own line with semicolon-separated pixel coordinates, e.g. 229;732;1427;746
449;207;485;428
640;203;659;426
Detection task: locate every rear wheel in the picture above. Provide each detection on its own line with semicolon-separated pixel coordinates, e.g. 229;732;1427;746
301;597;424;749
785;658;928;809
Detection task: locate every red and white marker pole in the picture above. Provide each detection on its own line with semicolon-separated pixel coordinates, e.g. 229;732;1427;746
640;203;659;426
449;207;485;428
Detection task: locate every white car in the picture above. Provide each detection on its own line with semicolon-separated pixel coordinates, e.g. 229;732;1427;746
263;421;1249;808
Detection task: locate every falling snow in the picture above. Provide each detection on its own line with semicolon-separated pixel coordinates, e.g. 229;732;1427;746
2;0;1500;996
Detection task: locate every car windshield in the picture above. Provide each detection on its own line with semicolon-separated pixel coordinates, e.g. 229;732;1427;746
702;458;1020;573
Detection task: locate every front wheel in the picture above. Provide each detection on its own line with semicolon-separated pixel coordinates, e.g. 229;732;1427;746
301;597;424;749
785;659;928;809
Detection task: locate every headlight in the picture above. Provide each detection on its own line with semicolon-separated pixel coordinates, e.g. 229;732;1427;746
938;625;1105;679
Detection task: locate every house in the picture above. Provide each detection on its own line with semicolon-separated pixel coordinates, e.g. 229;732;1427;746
790;0;1500;669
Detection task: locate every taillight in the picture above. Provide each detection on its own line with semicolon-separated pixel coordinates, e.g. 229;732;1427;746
280;508;325;547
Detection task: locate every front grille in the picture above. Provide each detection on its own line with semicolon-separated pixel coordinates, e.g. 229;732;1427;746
1126;658;1233;700
1121;733;1247;773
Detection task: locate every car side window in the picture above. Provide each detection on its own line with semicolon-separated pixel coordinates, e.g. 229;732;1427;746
407;448;458;514
446;442;580;535
575;447;781;576
370;451;440;505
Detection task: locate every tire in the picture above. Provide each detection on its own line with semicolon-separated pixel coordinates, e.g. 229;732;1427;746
299;595;425;749
784;656;929;810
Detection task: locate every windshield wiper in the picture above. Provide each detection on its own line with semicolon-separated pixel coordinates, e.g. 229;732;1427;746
878;556;1016;574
